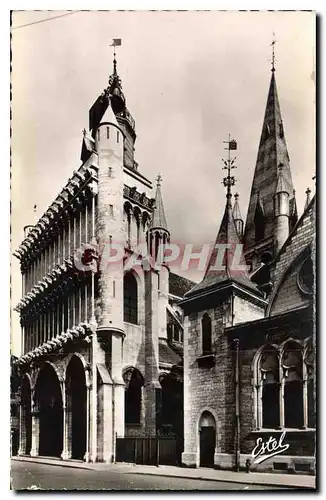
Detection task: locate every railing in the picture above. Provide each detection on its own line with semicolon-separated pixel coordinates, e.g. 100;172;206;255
115;435;181;466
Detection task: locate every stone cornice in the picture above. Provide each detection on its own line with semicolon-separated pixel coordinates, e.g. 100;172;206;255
14;250;97;317
123;185;155;211
17;322;94;366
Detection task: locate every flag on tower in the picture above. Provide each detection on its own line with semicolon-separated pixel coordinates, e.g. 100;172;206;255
229;140;237;150
111;39;122;47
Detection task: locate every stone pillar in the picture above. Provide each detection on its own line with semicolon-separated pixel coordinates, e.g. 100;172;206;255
144;269;160;437
18;404;25;456
61;381;71;460
95;111;125;458
158;264;169;341
84;384;91;462
30;413;40;457
182;315;198;467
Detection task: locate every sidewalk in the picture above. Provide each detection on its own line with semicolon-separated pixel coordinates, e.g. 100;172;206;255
12;456;316;489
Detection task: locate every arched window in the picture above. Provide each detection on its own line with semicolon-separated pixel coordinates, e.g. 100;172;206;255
282;342;304;428
202;313;212;355
298;256;314;295
124;273;138;324
259;347;280;428
123;368;144;425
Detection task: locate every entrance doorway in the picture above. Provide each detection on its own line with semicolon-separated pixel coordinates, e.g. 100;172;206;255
35;363;63;458
199;411;216;468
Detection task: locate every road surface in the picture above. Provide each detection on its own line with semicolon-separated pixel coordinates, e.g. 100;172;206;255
11;460;290;491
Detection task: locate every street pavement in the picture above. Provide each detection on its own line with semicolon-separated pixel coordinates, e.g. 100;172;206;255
11;460;291;491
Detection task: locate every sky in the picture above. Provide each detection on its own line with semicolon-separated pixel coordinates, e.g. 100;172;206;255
11;10;315;355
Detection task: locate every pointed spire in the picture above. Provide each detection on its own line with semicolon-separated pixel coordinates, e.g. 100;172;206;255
150;174;168;231
186;139;261;297
233;193;243;221
305;187;312;210
233;193;244;238
289;189;298;230
243;50;294;261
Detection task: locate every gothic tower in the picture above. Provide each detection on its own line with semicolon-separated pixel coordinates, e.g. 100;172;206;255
243;64;295;270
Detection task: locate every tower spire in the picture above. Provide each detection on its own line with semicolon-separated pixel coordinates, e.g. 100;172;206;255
184;138;260;297
243;46;295;269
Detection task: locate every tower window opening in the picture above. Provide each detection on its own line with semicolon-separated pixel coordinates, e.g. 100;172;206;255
108;167;112;178
97;129;100;142
124;272;138;324
109;205;114;218
117;131;120;143
202;313;212;355
107;126;110;139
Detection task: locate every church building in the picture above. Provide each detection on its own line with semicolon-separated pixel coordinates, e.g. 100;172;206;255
13;45;315;473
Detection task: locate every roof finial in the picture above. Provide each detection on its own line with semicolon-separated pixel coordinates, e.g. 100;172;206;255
305;187;312;209
271;32;277;72
222;134;237;202
156;173;162;187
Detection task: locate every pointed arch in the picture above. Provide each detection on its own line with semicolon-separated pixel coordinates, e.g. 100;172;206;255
34;363;63;457
66;355;87;459
266;245;312;316
123;367;144;426
257;345;280;429
281;340;304;428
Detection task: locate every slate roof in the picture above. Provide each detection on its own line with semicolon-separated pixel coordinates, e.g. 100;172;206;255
169;272;196;298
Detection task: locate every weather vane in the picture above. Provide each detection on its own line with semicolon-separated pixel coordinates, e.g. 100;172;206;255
222;134;237;199
110;38;122;74
271;32;277;72
156;174;162;187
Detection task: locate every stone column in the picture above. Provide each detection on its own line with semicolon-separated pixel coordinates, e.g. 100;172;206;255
30;403;40;457
61;380;70;460
144;269;160;437
181;315;198;467
18;404;26;456
84;383;91;462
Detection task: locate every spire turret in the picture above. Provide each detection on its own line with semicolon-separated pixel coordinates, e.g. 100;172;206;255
148;175;170;259
274;164;290;253
289;189;298;231
233;193;244;238
305;187;312;210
